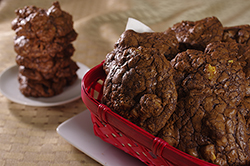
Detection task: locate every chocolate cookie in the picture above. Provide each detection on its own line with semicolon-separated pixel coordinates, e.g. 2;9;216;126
162;41;249;165
16;55;78;80
12;1;78;98
102;46;177;135
18;73;65;97
12;2;74;42
114;28;179;60
14;32;77;58
159;89;250;166
171;16;223;51
223;25;250;45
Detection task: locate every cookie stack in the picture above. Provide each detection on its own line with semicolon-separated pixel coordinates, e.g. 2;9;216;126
11;2;79;97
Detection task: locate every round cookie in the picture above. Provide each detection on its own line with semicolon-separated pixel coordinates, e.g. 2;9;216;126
102;46;178;135
12;2;74;42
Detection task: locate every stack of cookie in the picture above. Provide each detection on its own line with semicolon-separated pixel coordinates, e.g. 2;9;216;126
11;2;79;97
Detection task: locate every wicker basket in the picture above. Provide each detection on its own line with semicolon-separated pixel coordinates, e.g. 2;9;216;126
81;61;217;166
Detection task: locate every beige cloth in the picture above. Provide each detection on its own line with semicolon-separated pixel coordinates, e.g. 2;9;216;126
0;0;250;165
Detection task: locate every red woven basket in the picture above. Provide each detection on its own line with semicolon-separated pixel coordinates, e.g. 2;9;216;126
81;61;217;166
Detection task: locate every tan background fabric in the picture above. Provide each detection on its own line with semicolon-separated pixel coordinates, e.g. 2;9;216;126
0;0;250;165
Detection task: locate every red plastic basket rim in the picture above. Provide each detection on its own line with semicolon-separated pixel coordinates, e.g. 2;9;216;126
81;61;217;166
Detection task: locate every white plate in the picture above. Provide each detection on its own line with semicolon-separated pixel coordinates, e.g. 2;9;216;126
57;110;146;166
0;62;89;107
